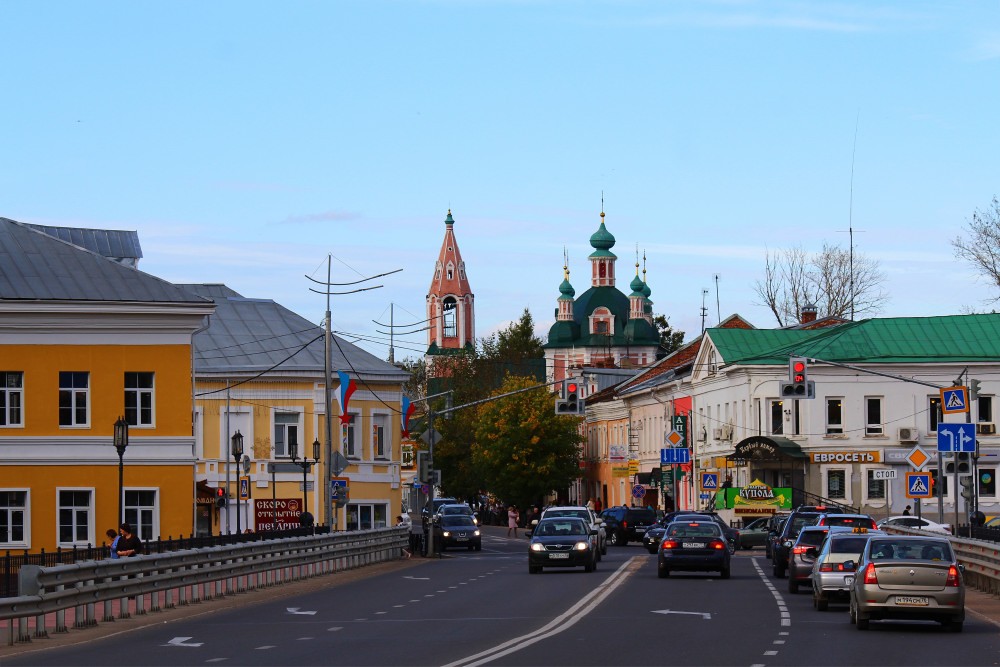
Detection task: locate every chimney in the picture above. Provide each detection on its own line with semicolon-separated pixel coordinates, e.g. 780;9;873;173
801;303;818;324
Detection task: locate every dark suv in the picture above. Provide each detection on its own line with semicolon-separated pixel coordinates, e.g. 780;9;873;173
600;506;658;546
771;506;825;578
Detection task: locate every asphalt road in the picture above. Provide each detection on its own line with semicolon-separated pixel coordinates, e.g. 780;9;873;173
5;526;1000;666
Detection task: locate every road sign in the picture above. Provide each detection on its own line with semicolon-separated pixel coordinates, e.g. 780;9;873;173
628;459;640;475
905;445;931;471
941;386;969;414
699;493;710;500
660;448;691;465
870;469;897;481
905;472;933;499
664;430;684;447
937;423;977;452
632;484;646;499
701;472;719;490
238;476;250;500
330;477;350;504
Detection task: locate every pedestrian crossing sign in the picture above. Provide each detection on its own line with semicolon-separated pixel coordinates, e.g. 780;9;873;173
940;386;969;414
701;472;719;491
905;472;932;499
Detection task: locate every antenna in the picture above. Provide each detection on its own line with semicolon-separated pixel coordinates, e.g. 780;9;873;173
714;274;721;324
700;288;709;335
838;112;864;322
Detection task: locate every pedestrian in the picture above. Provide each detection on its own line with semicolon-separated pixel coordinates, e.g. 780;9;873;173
106;528;121;559
594;497;602;513
396;515;412;558
586;497;595;511
903;505;912;516
116;523;142;558
507;505;519;537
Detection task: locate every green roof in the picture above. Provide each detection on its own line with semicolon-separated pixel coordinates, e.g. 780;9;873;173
709;314;1000;366
544;285;660;349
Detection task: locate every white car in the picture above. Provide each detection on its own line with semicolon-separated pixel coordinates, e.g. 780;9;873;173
877;516;952;534
537;506;608;558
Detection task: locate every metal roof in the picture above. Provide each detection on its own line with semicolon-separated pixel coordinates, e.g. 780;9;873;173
181;284;409;381
0;217;208;304
23;223;143;262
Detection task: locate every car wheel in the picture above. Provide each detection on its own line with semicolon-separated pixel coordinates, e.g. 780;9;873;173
609;530;621;546
602;544;607;556
773;562;785;578
856;615;869;631
814;594;828;611
728;540;736;555
584;559;594;573
721;565;731;579
849;599;856;624
947;619;964;633
658;563;669;579
788;578;799;594
529;565;541;574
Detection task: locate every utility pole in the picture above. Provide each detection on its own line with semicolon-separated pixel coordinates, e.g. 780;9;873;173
373;306;438;366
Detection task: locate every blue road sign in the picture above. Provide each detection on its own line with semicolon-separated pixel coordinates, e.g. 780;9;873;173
941;387;969;414
660;448;691;465
632;484;646;499
906;472;932;498
699;493;710;500
701;472;719;490
937;423;977;452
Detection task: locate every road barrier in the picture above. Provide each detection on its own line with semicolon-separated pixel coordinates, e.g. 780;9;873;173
0;527;408;646
882;525;1000;595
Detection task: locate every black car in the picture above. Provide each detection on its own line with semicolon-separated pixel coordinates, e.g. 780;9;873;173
643;511;690;553
434;515;482;551
600;506;658;546
528;517;598;574
657;521;732;579
772;507;825;577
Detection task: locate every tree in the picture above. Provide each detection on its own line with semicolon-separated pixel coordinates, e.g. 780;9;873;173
953;196;1000;302
653;314;685;355
471;375;583;509
752;243;888;326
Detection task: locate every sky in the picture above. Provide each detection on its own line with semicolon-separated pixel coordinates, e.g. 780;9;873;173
3;1;1000;362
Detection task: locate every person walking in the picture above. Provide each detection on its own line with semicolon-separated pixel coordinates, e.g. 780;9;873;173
106;528;121;559
116;523;142;558
903;505;912;516
507;505;519;537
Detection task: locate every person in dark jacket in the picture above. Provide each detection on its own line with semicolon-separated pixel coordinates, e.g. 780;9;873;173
116;523;142;557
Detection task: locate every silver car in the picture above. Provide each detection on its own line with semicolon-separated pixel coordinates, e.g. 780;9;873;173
540;506;607;558
811;529;884;610
848;535;965;632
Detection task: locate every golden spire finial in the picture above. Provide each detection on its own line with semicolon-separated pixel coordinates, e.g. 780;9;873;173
563;247;570;279
635;244;640;275
642;250;648;281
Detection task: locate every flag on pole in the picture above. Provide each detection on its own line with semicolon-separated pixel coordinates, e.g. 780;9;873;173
337;371;357;424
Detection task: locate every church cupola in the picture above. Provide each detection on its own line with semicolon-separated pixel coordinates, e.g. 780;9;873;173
426;210;475;356
557;257;576;322
628;258;645;321
588;211;617;287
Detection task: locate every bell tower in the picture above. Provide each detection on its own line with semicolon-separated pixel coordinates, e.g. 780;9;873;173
426;210;475;358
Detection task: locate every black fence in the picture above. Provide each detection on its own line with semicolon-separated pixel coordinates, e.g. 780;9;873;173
957;524;1000;543
0;525;331;599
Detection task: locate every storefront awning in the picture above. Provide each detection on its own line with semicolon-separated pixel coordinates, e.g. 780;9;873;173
727;436;806;462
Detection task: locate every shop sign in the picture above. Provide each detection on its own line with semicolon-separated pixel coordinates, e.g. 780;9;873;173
628;459;640;475
715;479;791;514
610;445;627;462
612;465;630;478
809;450;881;464
255;498;305;530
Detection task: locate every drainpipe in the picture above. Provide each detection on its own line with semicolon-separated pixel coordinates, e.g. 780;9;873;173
190;315;211;536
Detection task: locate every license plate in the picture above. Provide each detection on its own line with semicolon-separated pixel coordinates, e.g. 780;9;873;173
548;552;570;559
682;542;705;549
456;537;468;541
895;596;929;606
844;576;854;586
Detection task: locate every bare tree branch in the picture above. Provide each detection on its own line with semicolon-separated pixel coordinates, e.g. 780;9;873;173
953;196;1000;303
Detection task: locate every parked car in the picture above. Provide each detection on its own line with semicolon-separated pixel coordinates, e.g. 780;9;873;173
786;526;830;593
528;517;598;574
877;516;952;534
848;535;965;631
811;529;885;611
539;506;607;558
657;521;732;579
736;517;771;550
772;507;825;577
600;506;658;546
817;513;877;530
434;515;482;551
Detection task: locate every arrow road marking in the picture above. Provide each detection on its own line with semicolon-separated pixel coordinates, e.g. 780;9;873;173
286;607;317;615
652;609;712;620
165;636;203;647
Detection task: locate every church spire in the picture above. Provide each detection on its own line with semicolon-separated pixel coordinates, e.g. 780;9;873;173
426;210;475;356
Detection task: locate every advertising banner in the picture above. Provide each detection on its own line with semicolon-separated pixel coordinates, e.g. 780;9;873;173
715;480;792;515
255;498;305;530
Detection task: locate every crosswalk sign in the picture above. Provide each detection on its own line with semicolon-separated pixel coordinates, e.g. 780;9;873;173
940;386;969;414
905;472;932;499
701;472;719;491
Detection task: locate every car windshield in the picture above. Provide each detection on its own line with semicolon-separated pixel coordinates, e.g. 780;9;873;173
668;523;722;538
441;506;471;514
824;515;876;528
788;515;819;536
869;539;952;561
796;530;828;546
441;516;473;527
546;510;588;520
830;537;871;554
535;520;587;536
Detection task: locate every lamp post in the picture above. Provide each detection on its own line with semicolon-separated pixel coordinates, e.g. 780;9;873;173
289;437;320;525
113;416;129;526
231;430;244;536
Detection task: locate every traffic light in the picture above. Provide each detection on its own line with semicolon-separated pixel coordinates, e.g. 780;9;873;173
960;475;975;501
216;488;228;508
417;450;432;484
946;452;971;474
564;379;580;413
970;379;982;399
779;356;815;399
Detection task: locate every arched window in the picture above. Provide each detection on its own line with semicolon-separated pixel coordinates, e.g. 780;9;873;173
443;297;457;337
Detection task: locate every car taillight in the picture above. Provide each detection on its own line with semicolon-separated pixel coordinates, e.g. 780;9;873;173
946;565;960;587
662;540;678;550
792;546;810;555
819;562;853;572
711;540;725;550
623;520;628;529
863;562;878;585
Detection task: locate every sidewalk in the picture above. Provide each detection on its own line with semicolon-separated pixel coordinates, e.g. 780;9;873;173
964;587;1000;628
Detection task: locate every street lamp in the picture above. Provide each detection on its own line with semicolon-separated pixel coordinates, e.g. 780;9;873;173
289;437;320;526
231;430;244;535
113;416;129;526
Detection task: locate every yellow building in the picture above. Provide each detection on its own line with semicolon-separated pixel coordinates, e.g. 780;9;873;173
0;219;215;551
183;284;410;535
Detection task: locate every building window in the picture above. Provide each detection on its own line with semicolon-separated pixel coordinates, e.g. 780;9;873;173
826;469;847;499
274;412;300;458
58;489;92;546
928;396;941;433
595;320;609;334
0;372;23;427
866;470;886;500
979;467;996;498
0;490;27;546
979;396;994;424
865;397;883;435
769;400;783;435
345;502;389;530
344;413;358;458
124;490;157;542
373;414;388;459
59;372;89;427
442;297;457;337
826;398;843;434
124;372;154;427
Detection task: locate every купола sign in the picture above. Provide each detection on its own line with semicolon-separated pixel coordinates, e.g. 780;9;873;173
716;479;792;514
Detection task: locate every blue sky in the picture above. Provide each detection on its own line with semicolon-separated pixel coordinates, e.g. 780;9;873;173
3;1;999;361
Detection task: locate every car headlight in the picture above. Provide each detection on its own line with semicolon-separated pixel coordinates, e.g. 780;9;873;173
442;531;451;537
530;542;546;552
474;530;481;536
574;541;590;551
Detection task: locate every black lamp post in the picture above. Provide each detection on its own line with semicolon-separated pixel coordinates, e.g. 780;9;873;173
113;416;129;526
231;430;244;536
289;437;321;523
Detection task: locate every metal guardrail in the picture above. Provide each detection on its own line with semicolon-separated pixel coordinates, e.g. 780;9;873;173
0;527;408;646
881;525;1000;596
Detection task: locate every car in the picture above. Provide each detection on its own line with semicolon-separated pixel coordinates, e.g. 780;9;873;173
817;513;877;530
642;511;691;553
811;528;885;611
848;535;965;631
434;514;482;551
666;512;739;553
736;517;772;550
765;514;790;560
528;517;598;574
538;506;607;558
657;521;732;579
437;503;479;525
772;507;825;577
786;525;830;593
423;497;458;518
600;506;658;546
877;516;952;534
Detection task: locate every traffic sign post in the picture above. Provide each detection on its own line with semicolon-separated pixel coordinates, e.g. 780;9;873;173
906;472;932;499
660;448;691;465
331;477;349;505
632;484;646;500
937;423;976;452
701;472;719;491
941;386;969;415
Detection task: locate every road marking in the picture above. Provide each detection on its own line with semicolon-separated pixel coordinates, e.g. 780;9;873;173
444;557;642;667
404;576;430;580
255;646;275;650
164;636;203;647
651;609;712;620
764;650;778;656
206;659;227;663
375;611;387;615
328;627;343;632
773;640;785;645
286;607;317;615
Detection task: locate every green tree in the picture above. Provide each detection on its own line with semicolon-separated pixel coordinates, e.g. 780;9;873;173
471;375;583;509
653;314;685;355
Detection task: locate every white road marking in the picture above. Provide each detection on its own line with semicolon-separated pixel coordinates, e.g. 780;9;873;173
286;607;317;615
164;636;203;647
255;646;276;650
651;609;712;620
764;650;778;656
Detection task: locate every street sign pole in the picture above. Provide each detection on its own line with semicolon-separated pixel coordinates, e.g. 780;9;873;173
937;403;944;524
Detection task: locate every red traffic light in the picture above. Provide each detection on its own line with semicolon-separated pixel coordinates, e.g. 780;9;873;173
566;383;578;394
217;488;225;497
793;361;805;373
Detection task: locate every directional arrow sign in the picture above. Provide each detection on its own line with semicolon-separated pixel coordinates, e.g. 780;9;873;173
165;636;203;647
652;609;712;620
287;607;317;615
937;423;976;452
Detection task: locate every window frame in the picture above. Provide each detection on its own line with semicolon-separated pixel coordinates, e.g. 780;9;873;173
273;412;301;458
978;396;994;424
0;371;24;428
56;487;93;547
372;413;389;460
862;466;887;504
59;371;90;428
864;396;883;436
343;412;359;458
124;371;155;428
823;466;850;502
442;297;458;338
768;399;784;435
825;397;844;435
345;502;390;531
124;489;158;543
0;489;29;548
